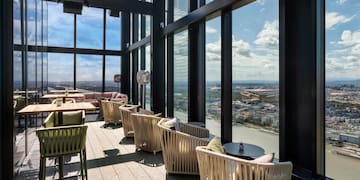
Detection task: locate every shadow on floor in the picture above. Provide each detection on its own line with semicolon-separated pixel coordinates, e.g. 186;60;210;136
84;148;164;169
119;137;134;145
166;174;200;180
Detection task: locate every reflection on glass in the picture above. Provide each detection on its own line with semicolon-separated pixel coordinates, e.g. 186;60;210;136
206;17;221;137
27;0;36;45
174;0;188;21
47;2;74;47
77;7;103;49
47;53;74;90
77;55;102;92
145;45;151;110
231;1;279;158
14;51;22;90
27;52;36;90
325;0;360;179
174;30;188;122
13;0;21;44
105;56;121;92
106;10;121;50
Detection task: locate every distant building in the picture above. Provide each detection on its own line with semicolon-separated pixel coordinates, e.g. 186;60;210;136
339;134;360;145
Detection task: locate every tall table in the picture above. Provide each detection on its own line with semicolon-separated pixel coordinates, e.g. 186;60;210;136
42;93;85;103
18;102;96;178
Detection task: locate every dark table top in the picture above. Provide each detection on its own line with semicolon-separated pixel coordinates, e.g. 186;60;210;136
223;142;265;160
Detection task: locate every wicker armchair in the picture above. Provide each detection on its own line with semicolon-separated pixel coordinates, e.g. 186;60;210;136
132;113;162;154
196;146;293;180
118;104;139;137
101;100;125;125
36;125;88;180
43;110;85;128
157;118;210;175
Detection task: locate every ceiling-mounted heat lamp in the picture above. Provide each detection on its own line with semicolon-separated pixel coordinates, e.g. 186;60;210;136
63;0;84;15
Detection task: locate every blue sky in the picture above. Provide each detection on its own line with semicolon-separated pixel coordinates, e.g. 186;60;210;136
13;0;360;82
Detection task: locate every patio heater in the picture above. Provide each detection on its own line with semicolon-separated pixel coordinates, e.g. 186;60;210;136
136;70;150;108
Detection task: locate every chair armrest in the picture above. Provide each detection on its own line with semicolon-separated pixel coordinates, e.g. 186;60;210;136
81;110;86;124
43;112;55;128
180;123;209;138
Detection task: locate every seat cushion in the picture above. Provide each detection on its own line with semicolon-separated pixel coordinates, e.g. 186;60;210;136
162;118;180;131
205;136;225;154
57;110;83;125
252;153;274;163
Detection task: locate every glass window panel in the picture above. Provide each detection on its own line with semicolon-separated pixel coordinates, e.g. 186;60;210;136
105;56;121;92
14;51;22;90
325;0;360;179
145;45;151;110
27;52;36;90
77;7;103;49
77;55;102;92
174;30;188;122
13;0;21;44
174;0;188;21
27;0;36;45
206;17;221;137
47;2;74;47
106;10;121;50
232;1;279;158
47;53;73;90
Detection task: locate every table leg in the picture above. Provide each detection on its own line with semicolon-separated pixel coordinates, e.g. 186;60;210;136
62;97;66;103
25;115;28;156
59;156;64;179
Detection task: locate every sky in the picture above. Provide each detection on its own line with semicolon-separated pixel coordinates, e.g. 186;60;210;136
13;0;360;82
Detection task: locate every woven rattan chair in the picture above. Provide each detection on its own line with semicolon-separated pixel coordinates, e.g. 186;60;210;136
36;125;88;180
118;104;139;137
196;146;293;180
101;100;125;125
51;98;76;104
157;118;210;175
132;113;162;154
43;110;85;128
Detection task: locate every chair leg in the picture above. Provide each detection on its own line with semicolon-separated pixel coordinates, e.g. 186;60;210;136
39;157;46;180
83;148;88;180
80;151;84;180
59;156;64;179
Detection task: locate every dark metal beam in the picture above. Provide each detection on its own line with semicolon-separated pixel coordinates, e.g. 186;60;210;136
279;0;325;177
13;44;124;56
121;12;131;99
102;9;106;92
128;36;150;52
151;0;165;114
166;0;174;117
163;0;254;35
1;0;14;178
140;12;146;109
132;13;139;104
188;0;205;123
74;14;77;89
45;0;154;15
221;9;232;144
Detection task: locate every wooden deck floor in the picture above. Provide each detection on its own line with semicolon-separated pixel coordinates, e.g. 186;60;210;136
16;120;199;180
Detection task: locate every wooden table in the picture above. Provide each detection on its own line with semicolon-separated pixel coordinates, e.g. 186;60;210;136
42;93;85;103
223;142;265;160
18;102;96;178
13;90;37;94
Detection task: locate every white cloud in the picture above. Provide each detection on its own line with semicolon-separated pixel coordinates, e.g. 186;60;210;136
206;26;217;34
338;30;360;46
326;12;353;30
254;20;279;48
336;0;347;5
257;0;266;6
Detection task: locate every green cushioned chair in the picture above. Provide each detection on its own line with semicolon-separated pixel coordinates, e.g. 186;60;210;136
36;125;88;180
43;110;85;128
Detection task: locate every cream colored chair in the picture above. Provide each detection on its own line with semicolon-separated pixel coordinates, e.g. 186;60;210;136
157;118;210;175
132;113;162;154
101;100;125;125
196;146;293;180
118;104;139;137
